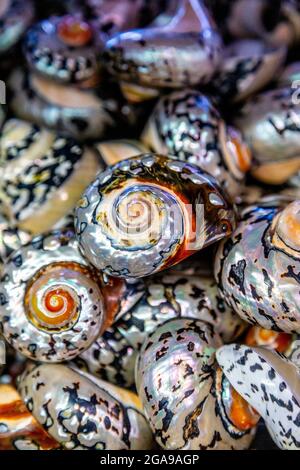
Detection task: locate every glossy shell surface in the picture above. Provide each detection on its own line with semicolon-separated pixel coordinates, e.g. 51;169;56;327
217;344;300;450
18;363;154;450
0;230;106;362
76;154;236;278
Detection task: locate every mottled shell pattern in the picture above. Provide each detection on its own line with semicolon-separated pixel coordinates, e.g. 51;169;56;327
0;384;59;450
0;0;34;54
234;86;300;185
0;119;101;234
0;230;106;362
217;344;300;450
18;363;153;450
0;212;31;271
136;318;258;450
77;270;246;388
215;200;300;333
75;154;236;278
142;89;251;200
103;0;222;89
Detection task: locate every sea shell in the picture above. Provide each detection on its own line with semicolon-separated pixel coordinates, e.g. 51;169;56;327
211;39;286;103
217;343;300;450
75;154;236;278
9;69;132;140
103;0;222;89
234;87;300;185
0;119;102;235
215;200;300;333
0;211;31;270
0;0;34;54
142;90;251;200
0;384;59;450
24;15;102;87
18;363;154;450
136;318;258;450
95;139;148;167
0;229;106;362
77;271;245;387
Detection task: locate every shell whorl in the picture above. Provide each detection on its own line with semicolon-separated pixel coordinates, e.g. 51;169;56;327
75;154;235;278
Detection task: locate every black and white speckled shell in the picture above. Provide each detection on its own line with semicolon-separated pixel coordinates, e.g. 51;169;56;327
0;211;31;271
135;318;255;450
142;90;250;200
18;363;153;450
217;343;300;450
215;202;300;334
0;230;106;362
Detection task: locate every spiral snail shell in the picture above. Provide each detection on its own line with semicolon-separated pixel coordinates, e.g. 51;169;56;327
75;154;236;278
217;343;300;450
142;90;252;200
24;16;102;87
215;200;300;333
0;119;101;234
103;0;222;89
0;0;34;54
18;363;153;450
0;384;59;450
234;87;300;185
136;318;258;450
0;229;106;362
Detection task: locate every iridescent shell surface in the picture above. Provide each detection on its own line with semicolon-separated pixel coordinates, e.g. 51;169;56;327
217;344;300;450
136;318;256;450
76;154;236;278
18;363;153;450
0;230;106;362
142;90;251;200
215;201;300;333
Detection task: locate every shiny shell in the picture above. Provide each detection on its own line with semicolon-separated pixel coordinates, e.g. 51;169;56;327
215;201;300;333
103;0;222;89
234;87;300;185
0;384;59;450
142;90;251;200
0;119;101;234
136;318;256;450
0;230;106;362
75;154;236;278
0;211;31;269
18;363;153;450
9;69;129;140
0;0;34;54
217;344;300;450
24;16;102;87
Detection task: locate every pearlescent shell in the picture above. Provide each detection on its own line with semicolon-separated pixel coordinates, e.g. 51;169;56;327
104;0;222;89
0;230;106;362
135;318;255;450
142;90;251;200
0;119;101;235
234;87;300;185
75;154;235;278
217;344;300;450
0;0;34;53
18;363;153;450
0;384;59;450
212;40;285;103
9;69;127;141
215;202;300;333
24;16;102;86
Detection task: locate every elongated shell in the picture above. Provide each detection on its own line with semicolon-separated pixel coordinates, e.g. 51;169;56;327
142;90;251;200
0;119;101;235
215;201;300;333
234;87;300;185
217;344;300;450
0;229;106;362
18;363;153;450
0;384;59;450
104;0;222;88
136;318;256;450
76;154;235;278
